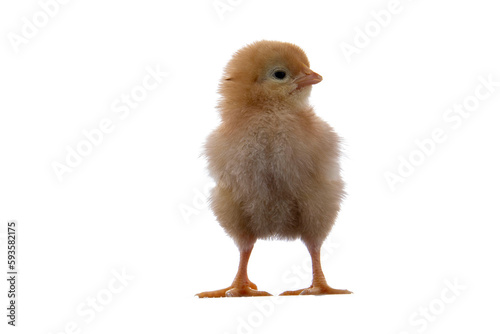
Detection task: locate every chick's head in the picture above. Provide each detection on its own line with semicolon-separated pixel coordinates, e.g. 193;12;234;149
219;40;322;111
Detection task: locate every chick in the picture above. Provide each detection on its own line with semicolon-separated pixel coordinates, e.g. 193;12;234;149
196;41;351;297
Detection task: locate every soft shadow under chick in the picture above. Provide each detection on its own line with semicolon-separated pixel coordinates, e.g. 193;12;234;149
197;40;351;297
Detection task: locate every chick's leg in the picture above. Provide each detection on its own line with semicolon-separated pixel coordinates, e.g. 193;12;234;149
280;243;352;296
196;242;272;298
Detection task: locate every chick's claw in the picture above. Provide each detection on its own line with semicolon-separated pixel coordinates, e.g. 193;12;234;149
225;286;272;297
300;286;352;295
196;287;233;298
279;287;309;296
280;284;352;296
196;283;272;298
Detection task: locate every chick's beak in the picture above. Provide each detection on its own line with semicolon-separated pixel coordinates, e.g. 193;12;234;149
294;69;323;90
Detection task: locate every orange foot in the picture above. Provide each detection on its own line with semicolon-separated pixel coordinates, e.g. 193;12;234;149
280;284;352;296
196;282;272;298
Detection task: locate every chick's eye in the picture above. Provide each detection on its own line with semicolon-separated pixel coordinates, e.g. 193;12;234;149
273;70;287;80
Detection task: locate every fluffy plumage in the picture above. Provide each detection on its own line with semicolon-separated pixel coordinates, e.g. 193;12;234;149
197;41;351;297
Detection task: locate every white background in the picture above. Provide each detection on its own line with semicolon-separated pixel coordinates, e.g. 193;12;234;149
1;0;499;333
